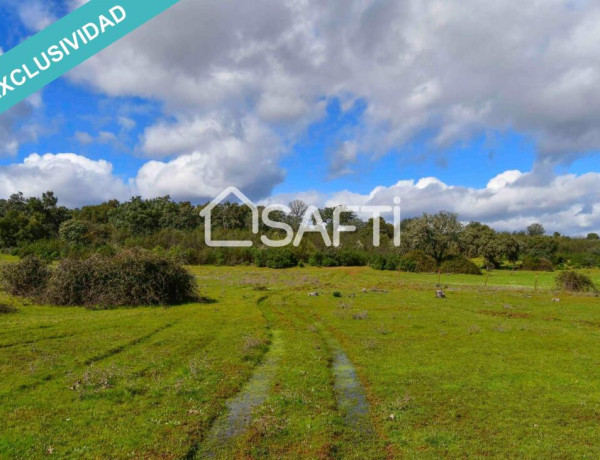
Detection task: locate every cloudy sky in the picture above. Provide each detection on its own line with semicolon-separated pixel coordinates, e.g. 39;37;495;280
1;0;600;235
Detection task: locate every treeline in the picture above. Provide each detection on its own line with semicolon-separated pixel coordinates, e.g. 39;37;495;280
1;192;600;272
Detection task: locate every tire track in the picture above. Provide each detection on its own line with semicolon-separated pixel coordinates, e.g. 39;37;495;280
184;294;278;459
3;321;177;396
194;329;284;458
295;303;380;444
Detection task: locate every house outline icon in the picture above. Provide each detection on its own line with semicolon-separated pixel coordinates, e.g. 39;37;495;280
199;186;259;247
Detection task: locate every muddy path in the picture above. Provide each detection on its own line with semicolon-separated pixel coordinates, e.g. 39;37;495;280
194;329;284;458
330;343;377;439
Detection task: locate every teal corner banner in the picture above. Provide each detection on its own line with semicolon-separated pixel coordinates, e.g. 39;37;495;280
0;0;181;114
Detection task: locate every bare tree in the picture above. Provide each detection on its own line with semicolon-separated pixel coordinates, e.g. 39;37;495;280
288;200;308;219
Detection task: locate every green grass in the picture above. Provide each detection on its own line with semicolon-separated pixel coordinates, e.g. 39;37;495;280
1;266;599;458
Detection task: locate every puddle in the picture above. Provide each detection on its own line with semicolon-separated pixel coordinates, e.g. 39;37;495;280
196;329;284;458
331;345;376;439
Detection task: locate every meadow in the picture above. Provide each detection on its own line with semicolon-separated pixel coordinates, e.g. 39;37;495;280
1;265;599;458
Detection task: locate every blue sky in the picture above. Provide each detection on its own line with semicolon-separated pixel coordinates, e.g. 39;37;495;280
1;0;600;235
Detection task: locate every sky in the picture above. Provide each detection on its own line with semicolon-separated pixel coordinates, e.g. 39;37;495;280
1;0;600;235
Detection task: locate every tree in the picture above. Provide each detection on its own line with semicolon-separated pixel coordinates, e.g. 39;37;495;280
481;233;520;267
289;200;308;218
587;233;600;240
59;220;90;246
460;222;495;258
402;212;463;263
288;200;308;229
527;223;545;237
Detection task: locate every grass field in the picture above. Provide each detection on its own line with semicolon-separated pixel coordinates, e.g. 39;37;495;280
1;266;600;458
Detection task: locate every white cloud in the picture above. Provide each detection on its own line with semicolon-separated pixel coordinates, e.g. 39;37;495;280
0;98;47;157
0;153;132;208
68;0;600;175
321;170;600;235
18;1;57;32
136;116;285;200
0;151;598;234
329;141;358;178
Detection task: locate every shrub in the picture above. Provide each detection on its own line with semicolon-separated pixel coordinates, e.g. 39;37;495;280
45;249;198;308
308;251;339;267
556;271;597;292
16;239;65;262
399;250;437;273
440;255;482;275
522;255;554;272
59;219;90;246
333;291;342;298
337;250;367;267
370;255;400;271
253;248;297;269
1;256;50;297
0;304;18;314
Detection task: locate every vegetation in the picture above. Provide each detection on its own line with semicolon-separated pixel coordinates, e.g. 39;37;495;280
1;266;600;458
440;255;482;275
0;192;599;276
2;250;197;308
0;303;17;314
1;255;50;297
555;271;597;292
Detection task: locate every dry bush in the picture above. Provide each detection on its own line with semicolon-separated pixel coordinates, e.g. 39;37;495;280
0;256;50;297
45;249;198;308
556;271;597;293
0;303;18;314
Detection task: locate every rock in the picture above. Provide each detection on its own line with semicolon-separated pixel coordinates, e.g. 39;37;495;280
308;292;319;297
436;290;446;299
551;298;560;303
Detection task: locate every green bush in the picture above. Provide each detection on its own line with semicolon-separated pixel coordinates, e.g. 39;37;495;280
253;248;298;269
522;255;554;272
370;255;400;271
16;239;65;262
1;256;50;297
555;271;597;292
45;249;198;308
399;250;438;273
337;250;367;267
333;291;342;298
440;255;482;275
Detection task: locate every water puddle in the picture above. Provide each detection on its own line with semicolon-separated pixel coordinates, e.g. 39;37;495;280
196;329;284;458
331;344;376;439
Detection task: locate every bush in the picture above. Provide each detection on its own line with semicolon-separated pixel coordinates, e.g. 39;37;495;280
399;250;438;273
556;271;597;292
440;255;482;275
337;250;368;267
253;248;298;269
522;255;554;272
370;255;400;271
1;256;50;297
16;239;65;262
45;249;198;308
0;304;18;314
333;291;342;298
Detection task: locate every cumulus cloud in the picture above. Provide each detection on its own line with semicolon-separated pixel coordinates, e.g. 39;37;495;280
136;116;285;200
0;150;598;234
0;153;133;208
69;0;600;176
0;97;47;157
320;170;600;235
329;141;359;178
17;0;57;32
